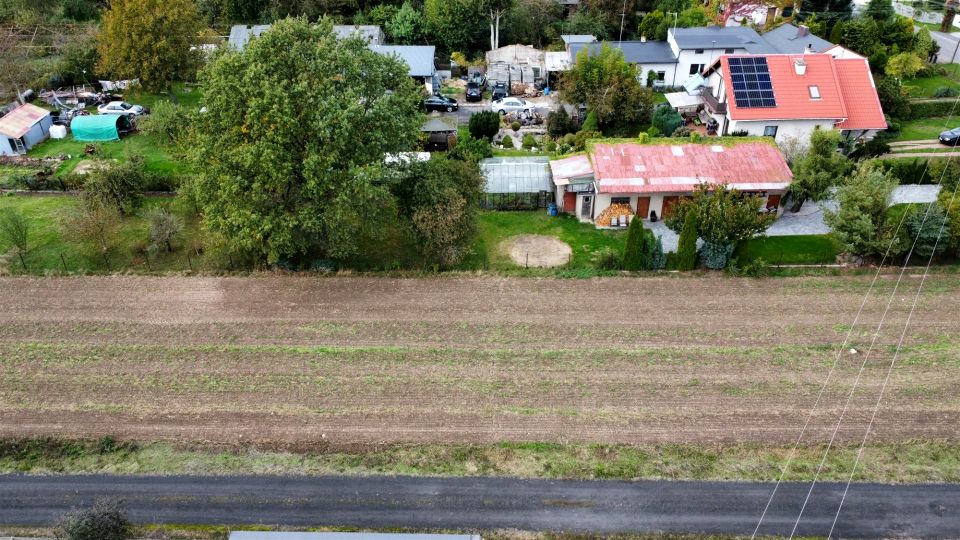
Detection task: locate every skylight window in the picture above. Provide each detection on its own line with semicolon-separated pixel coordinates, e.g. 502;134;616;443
809;85;821;99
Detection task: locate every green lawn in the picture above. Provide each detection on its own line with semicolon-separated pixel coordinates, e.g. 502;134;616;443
895;116;953;141
464;210;625;270
735;235;840;265
123;82;204;111
903;73;960;98
26;132;181;176
0;195;209;274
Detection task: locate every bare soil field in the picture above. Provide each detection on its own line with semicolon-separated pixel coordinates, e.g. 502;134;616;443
0;274;958;448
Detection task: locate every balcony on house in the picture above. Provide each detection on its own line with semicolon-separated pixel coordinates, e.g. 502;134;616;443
700;87;726;115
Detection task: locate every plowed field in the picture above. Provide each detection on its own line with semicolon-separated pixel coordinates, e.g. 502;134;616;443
0;275;958;448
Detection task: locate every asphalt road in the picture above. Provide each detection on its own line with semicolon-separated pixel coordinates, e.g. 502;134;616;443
2;475;958;537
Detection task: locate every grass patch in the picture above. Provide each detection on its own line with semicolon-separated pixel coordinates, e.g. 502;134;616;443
0;195;208;274
735;235;840;265
894;116;954;141
903;73;960;98
26;132;181;176
463;211;624;269
1;437;957;483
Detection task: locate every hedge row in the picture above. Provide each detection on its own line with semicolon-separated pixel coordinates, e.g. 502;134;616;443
904;99;958;120
874;156;960;187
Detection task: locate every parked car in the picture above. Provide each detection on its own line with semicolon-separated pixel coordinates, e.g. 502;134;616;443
466;82;483;102
492;97;533;115
939;127;960;146
424;94;459;112
97;101;145;116
491;82;508;101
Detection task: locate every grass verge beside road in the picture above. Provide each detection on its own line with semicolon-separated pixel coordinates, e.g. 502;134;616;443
735;235;840;265
894;116;953;141
2;438;958;483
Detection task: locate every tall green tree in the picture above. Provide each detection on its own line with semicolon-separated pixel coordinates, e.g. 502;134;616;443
675;210;698;271
97;0;202;92
623;216;645;270
824;162;900;258
188;18;423;264
798;0;853;25
387;1;424;44
788;129;852;210
424;0;485;54
562;44;656;133
864;0;894;21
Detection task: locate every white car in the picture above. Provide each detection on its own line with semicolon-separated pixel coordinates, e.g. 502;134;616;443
492;97;533;115
97;101;145;116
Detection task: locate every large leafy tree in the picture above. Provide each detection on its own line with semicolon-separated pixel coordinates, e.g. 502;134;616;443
424;0;485;54
188;18;423;264
824;162;900;258
787;129;852;210
798;0;852;25
387;1;424;44
97;0;202;92
562;44;656;133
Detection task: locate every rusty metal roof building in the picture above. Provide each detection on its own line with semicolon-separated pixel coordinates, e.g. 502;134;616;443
0;103;50;139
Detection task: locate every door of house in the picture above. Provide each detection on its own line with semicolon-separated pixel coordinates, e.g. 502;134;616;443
636;197;651;219
580;195;593;220
661;196;680;218
563;191;576;213
766;194;781;210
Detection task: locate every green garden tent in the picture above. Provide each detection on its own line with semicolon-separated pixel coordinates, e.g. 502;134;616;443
70;114;131;142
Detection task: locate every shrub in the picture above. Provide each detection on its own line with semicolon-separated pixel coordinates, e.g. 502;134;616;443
637;132;650;143
646;125;661;137
82;155;149;215
592;247;621;270
500;134;513;148
671;126;692;137
904;99;955;119
511;121;521;132
581;111;599;131
468;110;501;141
648;233;666;269
544;138;557;152
0;208;29;268
907;203;949;259
562;133;576;147
933;86;959;98
521;133;537;149
690;131;702;143
676;211;698;270
55;499;131;540
546;108;577;137
652;107;683;137
699;240;736;269
137;101;188;146
449;136;492;162
573;130;601;151
146;207;183;253
729;129;749;136
847;136;890;160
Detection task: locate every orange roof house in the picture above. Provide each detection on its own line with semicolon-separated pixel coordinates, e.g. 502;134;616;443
700;54;885;143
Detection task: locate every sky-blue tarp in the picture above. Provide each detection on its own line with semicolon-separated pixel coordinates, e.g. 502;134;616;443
70;114;130;142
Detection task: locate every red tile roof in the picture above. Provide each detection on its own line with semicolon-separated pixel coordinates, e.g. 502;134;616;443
586;141;792;194
715;54;885;130
835;58;887;130
721;54;846;121
0;103;50;139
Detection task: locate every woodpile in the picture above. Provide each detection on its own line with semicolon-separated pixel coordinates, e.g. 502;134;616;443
595;203;634;227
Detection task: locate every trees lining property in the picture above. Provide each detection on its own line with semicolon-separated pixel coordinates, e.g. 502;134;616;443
188;18;424;265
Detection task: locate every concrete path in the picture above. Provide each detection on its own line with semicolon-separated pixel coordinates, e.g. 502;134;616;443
879;151;960;159
2;474;960;537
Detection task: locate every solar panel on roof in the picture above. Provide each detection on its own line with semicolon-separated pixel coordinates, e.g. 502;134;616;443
729;56;776;108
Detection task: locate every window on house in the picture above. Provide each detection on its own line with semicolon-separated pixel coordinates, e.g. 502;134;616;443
656;71;666;80
689;64;704;75
532;67;541;79
724;48;735;54
695;49;704;54
809;85;821;99
611;197;632;206
763;125;778;137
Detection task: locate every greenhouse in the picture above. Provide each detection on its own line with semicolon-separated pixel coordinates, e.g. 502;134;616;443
480;156;555;210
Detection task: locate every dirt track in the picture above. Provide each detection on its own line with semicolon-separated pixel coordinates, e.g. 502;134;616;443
0;275;958;448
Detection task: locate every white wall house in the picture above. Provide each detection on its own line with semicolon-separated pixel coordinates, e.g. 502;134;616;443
666;26;776;87
700;53;886;147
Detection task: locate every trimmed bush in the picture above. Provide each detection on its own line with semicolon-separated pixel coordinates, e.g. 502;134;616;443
637;132;650;143
521;133;537;149
671;126;692;137
468;110;501;141
676;211;698;270
623;216;644;270
652;107;683;137
904;99;955;119
933;86;959;98
581;111;599;131
500;134;513;148
546;108;577;137
700;240;736;269
511;120;521;132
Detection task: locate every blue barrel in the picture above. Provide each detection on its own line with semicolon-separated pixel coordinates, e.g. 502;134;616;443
547;203;558;216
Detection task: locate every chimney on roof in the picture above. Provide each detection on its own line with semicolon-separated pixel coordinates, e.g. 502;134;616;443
794;58;807;75
804;43;814;54
797;25;809;38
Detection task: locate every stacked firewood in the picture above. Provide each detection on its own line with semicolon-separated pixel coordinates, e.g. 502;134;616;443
594;203;634;227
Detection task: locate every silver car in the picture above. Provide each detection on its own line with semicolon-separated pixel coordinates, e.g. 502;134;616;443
97;101;145;116
492;97;533;115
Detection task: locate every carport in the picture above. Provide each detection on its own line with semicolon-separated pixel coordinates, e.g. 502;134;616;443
70;114;132;142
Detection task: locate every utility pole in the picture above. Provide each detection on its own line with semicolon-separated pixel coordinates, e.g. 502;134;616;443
619;0;627;42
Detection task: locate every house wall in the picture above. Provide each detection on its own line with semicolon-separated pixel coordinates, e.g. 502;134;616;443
21;115;51;150
591;189;786;224
672;47;748;87
0;136;14;156
636;63;678;87
728;118;835;145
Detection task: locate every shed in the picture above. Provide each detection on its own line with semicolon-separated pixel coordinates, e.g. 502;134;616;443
420;114;458;151
70;114;132;142
480;156;554;209
0;103;52;156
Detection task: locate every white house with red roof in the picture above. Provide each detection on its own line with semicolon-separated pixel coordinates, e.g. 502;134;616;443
699;53;886;145
549;140;792;224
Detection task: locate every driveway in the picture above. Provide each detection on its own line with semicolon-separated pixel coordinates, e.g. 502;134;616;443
455;96;556;124
2;474;959;537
